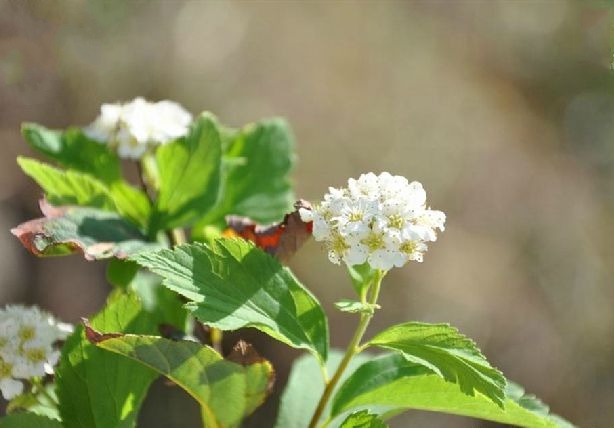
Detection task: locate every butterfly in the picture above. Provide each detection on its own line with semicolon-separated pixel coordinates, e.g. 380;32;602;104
223;200;313;263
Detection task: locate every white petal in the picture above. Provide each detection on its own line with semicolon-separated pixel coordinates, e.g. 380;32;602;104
327;250;342;265
298;207;313;223
367;250;395;271
0;378;23;400
406;181;426;207
420;209;446;231
311;216;332;241
343;244;369;266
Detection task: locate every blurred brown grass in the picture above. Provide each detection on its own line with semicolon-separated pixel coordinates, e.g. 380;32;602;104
1;1;613;426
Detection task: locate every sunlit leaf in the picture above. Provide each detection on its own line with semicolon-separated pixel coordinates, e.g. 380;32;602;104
151;112;221;231
133;238;329;362
367;322;506;406
11;200;162;260
274;351;373;428
18;156;151;229
55;291;162;428
331;354;572;428
22;124;152;227
86;326;274;428
21;124;121;184
340;410;388;428
18;157;115;210
192;118;295;237
107;181;152;229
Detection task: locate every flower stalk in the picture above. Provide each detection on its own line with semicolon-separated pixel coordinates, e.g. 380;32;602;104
308;270;384;428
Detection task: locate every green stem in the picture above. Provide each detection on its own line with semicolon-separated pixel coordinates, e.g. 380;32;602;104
308;270;384;428
137;158;186;248
210;327;223;354
136;160;166;243
136;161;155;207
170;228;187;247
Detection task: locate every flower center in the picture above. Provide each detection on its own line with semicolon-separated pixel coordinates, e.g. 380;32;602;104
388;214;405;229
18;326;35;342
0;358;13;378
348;210;363;222
399;240;418;255
362;231;385;251
24;347;46;363
330;233;349;255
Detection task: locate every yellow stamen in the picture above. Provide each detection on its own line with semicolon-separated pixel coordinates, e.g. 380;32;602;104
399;240;418;255
18;326;35;342
362;231;384;251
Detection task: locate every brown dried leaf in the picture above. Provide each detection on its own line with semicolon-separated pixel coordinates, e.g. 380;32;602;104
11;199;162;260
224;199;313;263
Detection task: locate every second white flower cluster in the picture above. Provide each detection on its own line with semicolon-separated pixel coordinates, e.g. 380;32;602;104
0;306;72;400
85;97;192;160
300;172;445;271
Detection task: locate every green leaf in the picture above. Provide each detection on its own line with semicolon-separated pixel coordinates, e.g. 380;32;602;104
340;410;388;428
106;259;188;332
106;259;140;288
0;413;62;428
107;181;152;229
192;118;296;237
367;322;506;406
151;112;222;231
275;351;373;428
11;200;162;260
86;327;274;428
335;300;380;315
331;354;572;428
347;263;377;298
18;157;116;210
55;291;162;428
133;238;329;363
21;125;152;228
128;269;188;332
21;124;121;184
237;346;275;416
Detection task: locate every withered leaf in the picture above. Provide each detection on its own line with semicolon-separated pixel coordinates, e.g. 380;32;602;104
12;199;162;260
224;199;313;263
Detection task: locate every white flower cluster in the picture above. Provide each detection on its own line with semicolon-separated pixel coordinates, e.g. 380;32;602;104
300;172;445;271
85;97;192;160
0;305;72;400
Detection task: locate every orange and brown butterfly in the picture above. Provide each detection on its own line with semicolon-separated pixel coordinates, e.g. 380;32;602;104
223;200;313;263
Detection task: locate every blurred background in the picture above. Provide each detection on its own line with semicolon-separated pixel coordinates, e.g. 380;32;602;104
1;0;613;426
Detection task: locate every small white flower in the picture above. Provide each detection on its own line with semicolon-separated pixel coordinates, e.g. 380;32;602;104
348;173;380;199
334;197;377;236
0;305;72;401
84;97;192;160
305;172;445;271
